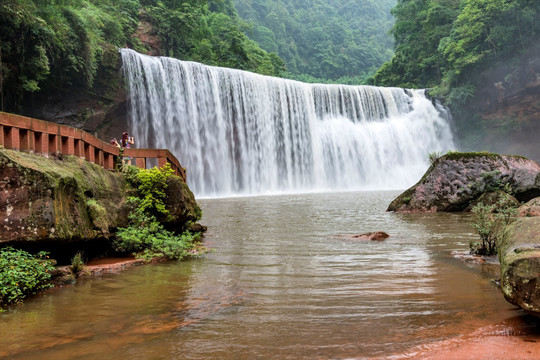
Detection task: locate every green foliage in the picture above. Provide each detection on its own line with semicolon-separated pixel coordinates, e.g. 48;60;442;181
233;0;395;82
372;0;540;113
0;0;141;112
0;0;285;113
470;199;518;255
427;151;442;165
0;247;55;306
144;0;285;76
70;251;85;276
114;164;205;261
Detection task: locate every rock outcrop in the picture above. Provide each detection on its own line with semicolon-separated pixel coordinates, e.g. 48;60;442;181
0;148;200;245
499;217;540;315
387;152;540;212
518;197;540;217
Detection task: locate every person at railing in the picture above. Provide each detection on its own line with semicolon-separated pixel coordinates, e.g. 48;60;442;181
110;139;120;147
121;132;134;148
120;132;135;166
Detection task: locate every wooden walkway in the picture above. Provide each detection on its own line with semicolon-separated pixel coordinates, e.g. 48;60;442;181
0;112;186;181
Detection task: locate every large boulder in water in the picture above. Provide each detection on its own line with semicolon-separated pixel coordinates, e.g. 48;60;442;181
499;217;540;315
387;152;540;212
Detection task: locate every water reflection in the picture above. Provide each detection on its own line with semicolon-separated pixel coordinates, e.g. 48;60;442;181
0;191;534;359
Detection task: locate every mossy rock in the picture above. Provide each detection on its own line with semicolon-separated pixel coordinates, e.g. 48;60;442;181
388;152;540;212
499;217;540;315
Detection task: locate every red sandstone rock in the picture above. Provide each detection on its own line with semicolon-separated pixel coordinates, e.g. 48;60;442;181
388;153;540;212
518;197;540;217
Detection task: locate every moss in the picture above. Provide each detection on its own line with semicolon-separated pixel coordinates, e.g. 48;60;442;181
442;151;528;162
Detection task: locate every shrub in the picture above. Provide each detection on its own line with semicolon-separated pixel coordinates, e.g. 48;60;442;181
428;152;442;165
70;252;85;276
0;247;55;306
114;164;206;261
470;199;518;255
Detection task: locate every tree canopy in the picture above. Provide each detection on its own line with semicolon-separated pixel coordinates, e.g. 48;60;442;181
0;0;285;113
233;0;396;83
371;0;540;110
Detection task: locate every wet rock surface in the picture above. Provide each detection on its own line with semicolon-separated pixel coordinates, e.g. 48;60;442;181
499;217;540;315
0;148;201;245
388;152;540;212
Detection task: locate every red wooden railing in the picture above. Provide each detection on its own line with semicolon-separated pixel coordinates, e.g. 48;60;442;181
0;112;186;181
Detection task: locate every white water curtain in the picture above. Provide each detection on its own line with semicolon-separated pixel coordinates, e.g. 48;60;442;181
121;49;456;198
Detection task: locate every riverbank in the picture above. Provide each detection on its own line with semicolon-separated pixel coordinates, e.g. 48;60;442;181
388;314;540;359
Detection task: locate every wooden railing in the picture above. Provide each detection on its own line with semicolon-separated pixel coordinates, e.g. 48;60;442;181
0;112;186;181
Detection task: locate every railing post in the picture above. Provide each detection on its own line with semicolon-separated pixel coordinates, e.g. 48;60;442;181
88;145;95;163
158;157;167;168
74;139;82;157
135;157;146;169
104;153;114;169
10;127;20;150
97;149;104;167
48;134;57;155
19;129;30;151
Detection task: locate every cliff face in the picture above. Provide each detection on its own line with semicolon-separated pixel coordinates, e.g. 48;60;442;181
458;43;540;162
0;148;200;246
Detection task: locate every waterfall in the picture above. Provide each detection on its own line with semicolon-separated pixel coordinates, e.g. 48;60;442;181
120;48;456;198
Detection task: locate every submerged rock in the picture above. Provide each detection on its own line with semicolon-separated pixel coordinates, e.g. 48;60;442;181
387;152;540;212
335;232;390;241
499;217;540;315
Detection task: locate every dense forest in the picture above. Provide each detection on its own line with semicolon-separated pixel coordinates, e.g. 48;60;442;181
372;0;540;110
233;0;396;83
370;0;540;158
0;0;284;114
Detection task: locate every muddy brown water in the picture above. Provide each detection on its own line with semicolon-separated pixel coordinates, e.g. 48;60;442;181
1;191;539;359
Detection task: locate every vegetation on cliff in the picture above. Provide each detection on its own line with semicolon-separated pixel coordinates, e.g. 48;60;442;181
371;0;539;108
370;0;540;157
233;0;396;83
0;0;284;114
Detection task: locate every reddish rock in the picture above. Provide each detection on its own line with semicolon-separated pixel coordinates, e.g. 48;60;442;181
388;152;540;212
337;231;390;241
518;197;540;217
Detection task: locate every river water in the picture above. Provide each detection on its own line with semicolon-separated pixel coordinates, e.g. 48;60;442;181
0;191;531;359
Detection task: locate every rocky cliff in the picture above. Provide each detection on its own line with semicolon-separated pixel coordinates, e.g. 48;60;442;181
0;148;200;259
458;42;540;162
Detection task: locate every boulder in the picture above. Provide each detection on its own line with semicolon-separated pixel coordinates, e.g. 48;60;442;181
499;217;540;315
518;197;540;217
464;190;520;212
0;148;201;244
387;152;540;212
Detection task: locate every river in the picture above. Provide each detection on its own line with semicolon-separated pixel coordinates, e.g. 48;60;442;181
0;191;535;359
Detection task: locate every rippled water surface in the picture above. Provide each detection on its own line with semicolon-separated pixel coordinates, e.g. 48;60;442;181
0;191;528;359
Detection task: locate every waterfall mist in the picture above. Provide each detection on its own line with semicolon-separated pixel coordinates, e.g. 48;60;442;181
121;49;456;198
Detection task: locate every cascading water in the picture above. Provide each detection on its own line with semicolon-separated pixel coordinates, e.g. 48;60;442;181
121;48;456;198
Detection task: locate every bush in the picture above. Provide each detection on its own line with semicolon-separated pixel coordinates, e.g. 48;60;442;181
70;252;85;276
470;199;518;255
114;164;206;261
0;247;55;306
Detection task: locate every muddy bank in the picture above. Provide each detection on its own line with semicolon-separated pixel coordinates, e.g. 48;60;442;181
386;315;540;360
